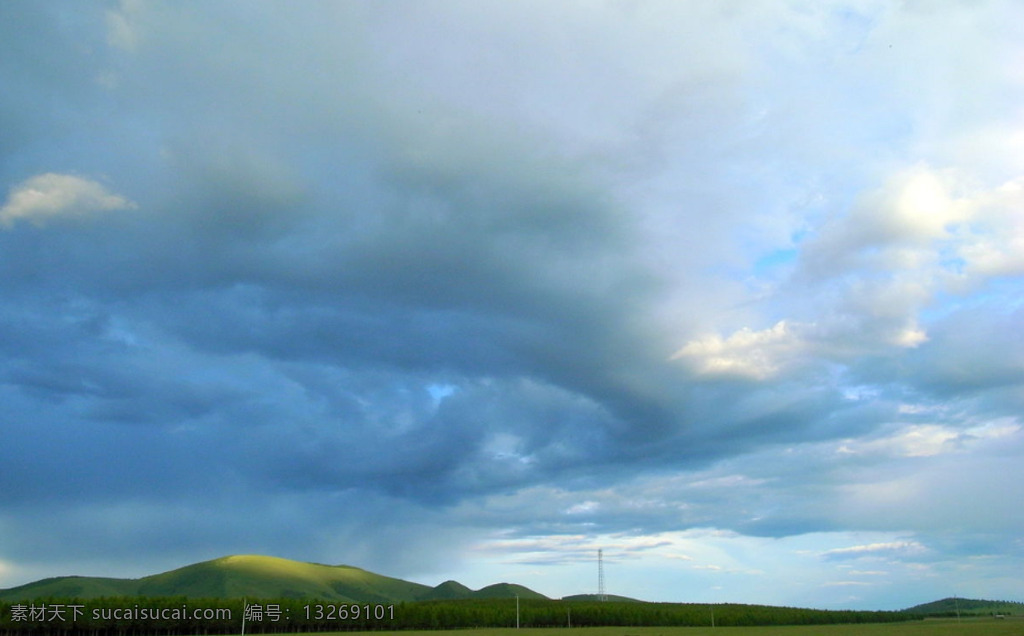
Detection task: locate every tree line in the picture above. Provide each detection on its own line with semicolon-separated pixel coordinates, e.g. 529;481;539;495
1;596;922;635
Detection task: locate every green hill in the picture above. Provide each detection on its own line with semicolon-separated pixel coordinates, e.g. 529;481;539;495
472;582;548;600
0;575;137;600
0;554;549;603
902;597;1024;616
562;593;641;602
420;580;475;600
134;555;433;602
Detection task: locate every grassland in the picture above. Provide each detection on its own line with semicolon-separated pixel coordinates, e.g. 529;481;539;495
324;617;1022;636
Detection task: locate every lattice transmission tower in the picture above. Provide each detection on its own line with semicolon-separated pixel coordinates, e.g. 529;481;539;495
598;549;606;601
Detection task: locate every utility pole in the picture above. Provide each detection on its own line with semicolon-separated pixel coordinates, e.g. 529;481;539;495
516;594;520;629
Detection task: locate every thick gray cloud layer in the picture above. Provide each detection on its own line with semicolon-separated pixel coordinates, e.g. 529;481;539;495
1;0;1022;609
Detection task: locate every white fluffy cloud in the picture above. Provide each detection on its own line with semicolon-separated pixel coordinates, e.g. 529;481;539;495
672;321;804;380
676;162;1023;381
0;173;136;227
957;177;1024;278
821;541;927;561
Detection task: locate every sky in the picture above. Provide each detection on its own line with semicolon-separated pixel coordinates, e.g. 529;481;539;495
1;0;1023;612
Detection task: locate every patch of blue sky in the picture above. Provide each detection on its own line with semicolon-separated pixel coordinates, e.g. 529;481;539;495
427;382;457;408
830;4;879;54
752;248;799;277
938;253;967;276
921;278;1024;323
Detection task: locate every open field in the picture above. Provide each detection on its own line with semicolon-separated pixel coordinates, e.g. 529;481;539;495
321;619;1024;636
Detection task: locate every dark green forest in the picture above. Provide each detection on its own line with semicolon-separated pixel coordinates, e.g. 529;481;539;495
1;596;920;635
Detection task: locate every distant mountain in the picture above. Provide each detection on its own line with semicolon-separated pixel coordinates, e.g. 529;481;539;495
414;580;547;601
0;555;549;603
903;597;1024;616
562;593;642;602
0;575;138;601
471;582;548;600
418;580;474;600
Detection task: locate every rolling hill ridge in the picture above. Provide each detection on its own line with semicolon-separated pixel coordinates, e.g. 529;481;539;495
902;596;1024;616
2;555;1018;616
0;554;549;603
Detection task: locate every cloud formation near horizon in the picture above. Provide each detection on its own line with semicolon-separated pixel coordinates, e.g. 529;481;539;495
1;0;1022;611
